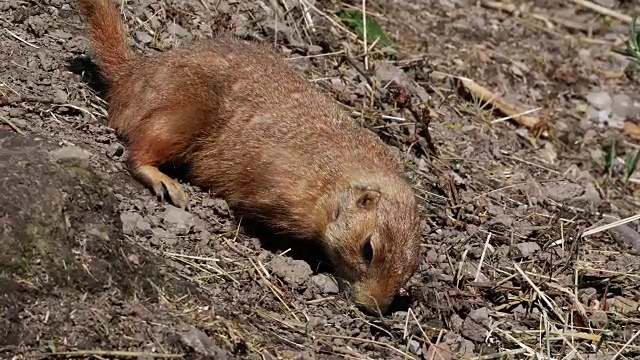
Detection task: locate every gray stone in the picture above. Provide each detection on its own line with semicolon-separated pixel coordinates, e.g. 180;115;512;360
461;307;490;342
589;310;609;329
611;94;632;119
106;142;124;158
152;227;178;246
120;212;152;236
542;181;584;202
180;326;230;359
408;339;422;355
424;343;452;360
135;31;153;44
586;91;612;110
162;205;195;235
442;332;475;355
311;274;339;294
514;242;541;258
269;256;313;287
607;222;640;250
373;62;430;102
168;23;188;37
49;145;91;163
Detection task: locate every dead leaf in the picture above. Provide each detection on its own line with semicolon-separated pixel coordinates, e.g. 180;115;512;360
623;120;640;140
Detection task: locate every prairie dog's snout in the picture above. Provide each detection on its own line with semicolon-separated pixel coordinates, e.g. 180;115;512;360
76;0;422;315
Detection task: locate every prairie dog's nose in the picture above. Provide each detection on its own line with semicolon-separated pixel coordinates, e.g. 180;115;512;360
351;283;394;315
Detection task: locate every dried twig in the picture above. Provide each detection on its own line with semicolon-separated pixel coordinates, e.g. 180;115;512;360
570;0;632;24
456;77;547;136
0;113;25;135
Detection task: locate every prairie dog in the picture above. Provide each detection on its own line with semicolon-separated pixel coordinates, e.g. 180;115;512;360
76;0;421;314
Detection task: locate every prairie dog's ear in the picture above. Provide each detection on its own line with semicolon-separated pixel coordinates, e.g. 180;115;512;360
354;185;381;210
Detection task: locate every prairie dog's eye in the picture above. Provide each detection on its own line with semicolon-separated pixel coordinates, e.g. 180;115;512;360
362;235;374;265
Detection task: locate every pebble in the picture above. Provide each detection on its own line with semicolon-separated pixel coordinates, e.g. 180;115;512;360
49;145;91;163
106;143;124;158
374;62;430;102
424;343;452;360
310;274;339;294
542;181;584;202
269;256;312;287
162;205;196;235
260;19;295;42
606;221;640;250
589;310;608;329
442;332;475;355
135;31;153;44
180;326;230;359
120;212;152;236
611;94;632;119
586;91;612;110
152;227;178;246
306;44;323;55
168;23;189;37
408;339;422;355
513;242;541;258
461;307;490;342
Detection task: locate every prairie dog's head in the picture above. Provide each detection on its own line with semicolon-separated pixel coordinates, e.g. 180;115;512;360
322;179;421;315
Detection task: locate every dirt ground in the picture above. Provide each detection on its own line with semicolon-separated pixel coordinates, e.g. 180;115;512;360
1;0;639;359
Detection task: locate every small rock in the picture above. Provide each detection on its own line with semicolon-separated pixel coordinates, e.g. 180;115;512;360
513;304;527;317
515;127;529;139
486;214;513;232
611;93;632;118
542;181;584;202
311;274;339;294
607;222;640;250
269;256;313;287
425;343;452;360
464;263;490;283
260;19;294;42
462;307;490;342
571;182;601;206
180;326;230;359
586;91;612;110
450;313;464;332
203;197;229;214
54;89;68;103
168;23;189;37
306;44;323;55
373;62;430;103
162;205;195;235
52;29;72;39
513;242;541;258
589;310;609;329
50;145;91;163
106;143;124;158
135;31;153;44
587;354;616;360
425;250;438;263
408;339;422;355
152;227;178;246
442;333;475;355
120;212;152;236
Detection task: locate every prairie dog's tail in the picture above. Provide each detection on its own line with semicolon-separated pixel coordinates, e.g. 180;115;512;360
76;0;132;84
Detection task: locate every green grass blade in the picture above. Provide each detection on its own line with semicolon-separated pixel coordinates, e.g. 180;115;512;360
336;9;393;48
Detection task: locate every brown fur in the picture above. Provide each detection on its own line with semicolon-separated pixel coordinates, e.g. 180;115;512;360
76;0;422;314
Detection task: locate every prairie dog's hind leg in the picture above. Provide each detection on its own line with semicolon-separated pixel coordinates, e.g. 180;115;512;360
123;114;195;209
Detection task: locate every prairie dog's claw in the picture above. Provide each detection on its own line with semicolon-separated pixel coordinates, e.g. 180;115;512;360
132;164;189;209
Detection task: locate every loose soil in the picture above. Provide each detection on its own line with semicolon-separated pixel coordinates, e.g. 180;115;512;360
1;0;639;359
